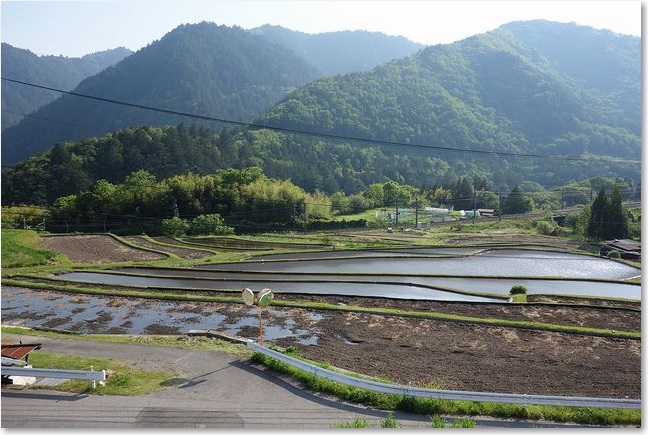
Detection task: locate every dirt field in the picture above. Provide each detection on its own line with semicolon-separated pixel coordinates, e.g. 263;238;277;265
39;235;167;263
274;309;640;399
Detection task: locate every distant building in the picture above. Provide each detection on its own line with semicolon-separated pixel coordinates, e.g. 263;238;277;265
600;239;641;260
425;207;452;223
461;210;480;219
478;209;496;218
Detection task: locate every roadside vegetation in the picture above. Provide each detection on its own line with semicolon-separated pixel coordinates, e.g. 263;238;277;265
251;352;640;426
27;351;174;396
2;326;252;357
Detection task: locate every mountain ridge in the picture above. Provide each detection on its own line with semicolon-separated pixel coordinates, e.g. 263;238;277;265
1;43;132;131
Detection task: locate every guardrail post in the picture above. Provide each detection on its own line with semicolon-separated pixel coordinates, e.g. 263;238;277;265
523;393;528;409
91;366;96;389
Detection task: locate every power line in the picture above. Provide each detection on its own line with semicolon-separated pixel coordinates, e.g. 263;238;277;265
2;77;641;165
1;108;97;132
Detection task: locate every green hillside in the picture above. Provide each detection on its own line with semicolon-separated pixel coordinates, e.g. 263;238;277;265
1;22;321;165
1;43;132;131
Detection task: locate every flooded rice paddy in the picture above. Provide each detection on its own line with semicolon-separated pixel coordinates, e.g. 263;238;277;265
2;287;323;344
3;248;639;338
51;248;640;301
218;249;640;280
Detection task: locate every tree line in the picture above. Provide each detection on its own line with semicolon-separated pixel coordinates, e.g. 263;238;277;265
2;155;634;240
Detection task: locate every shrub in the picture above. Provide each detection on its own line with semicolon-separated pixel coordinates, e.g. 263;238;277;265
380;412;401;428
510;285;527;295
535;219;560;236
188;214;234;236
333;417;369;428
451;418;477;428
161;217;189;237
607;250;621;259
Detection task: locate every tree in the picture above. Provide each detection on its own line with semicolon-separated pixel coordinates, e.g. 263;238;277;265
188;214;234;236
503;185;534;214
585;184;629;240
161;217;189;237
603;185;628;240
586;186;607;240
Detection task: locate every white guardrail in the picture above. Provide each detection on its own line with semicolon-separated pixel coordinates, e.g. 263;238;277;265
247;341;641;410
2;366;106;388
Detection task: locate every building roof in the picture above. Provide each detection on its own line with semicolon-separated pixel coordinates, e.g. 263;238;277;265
1;343;42;361
603;239;641;253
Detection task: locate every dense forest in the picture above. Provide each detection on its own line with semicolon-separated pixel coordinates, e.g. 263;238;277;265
1;43;132;131
1;22;322;165
2;22;425;166
244;21;639;190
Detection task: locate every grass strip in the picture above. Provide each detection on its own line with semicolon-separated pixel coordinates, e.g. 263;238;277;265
25;351;173;395
1;229;71;269
250;352;640;426
2;326;252;357
4;278;639;339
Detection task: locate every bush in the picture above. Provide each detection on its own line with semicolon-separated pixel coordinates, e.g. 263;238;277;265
607;250;621;259
188;214;234;236
535;219;560;236
510;285;527;295
160;217;189;237
380;412;401;428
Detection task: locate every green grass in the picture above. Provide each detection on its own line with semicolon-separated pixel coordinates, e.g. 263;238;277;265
2;326;252;357
1;229;70;268
333;417;371;428
27;351;174;395
251;352;640;426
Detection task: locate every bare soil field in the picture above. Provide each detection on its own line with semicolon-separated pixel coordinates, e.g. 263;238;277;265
39;235;167;263
275;309;640;399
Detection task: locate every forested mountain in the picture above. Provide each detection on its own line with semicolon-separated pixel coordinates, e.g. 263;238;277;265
501;20;640;136
1;21;640;206
2;23;425;166
250;25;424;75
237;20;640;191
1;22;321;165
1;44;132;130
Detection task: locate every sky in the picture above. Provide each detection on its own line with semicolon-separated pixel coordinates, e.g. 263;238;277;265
0;0;642;57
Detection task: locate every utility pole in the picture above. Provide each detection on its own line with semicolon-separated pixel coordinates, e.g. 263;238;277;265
472;195;476;224
499;194;503;222
561;188;565;210
172;197;179;218
395;203;399;226
303;202;307;232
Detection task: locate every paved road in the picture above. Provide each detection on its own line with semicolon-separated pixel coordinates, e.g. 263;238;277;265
1;334;429;429
0;334;612;429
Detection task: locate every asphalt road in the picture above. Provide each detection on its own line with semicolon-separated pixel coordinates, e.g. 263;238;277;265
0;334;615;429
1;334;430;429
